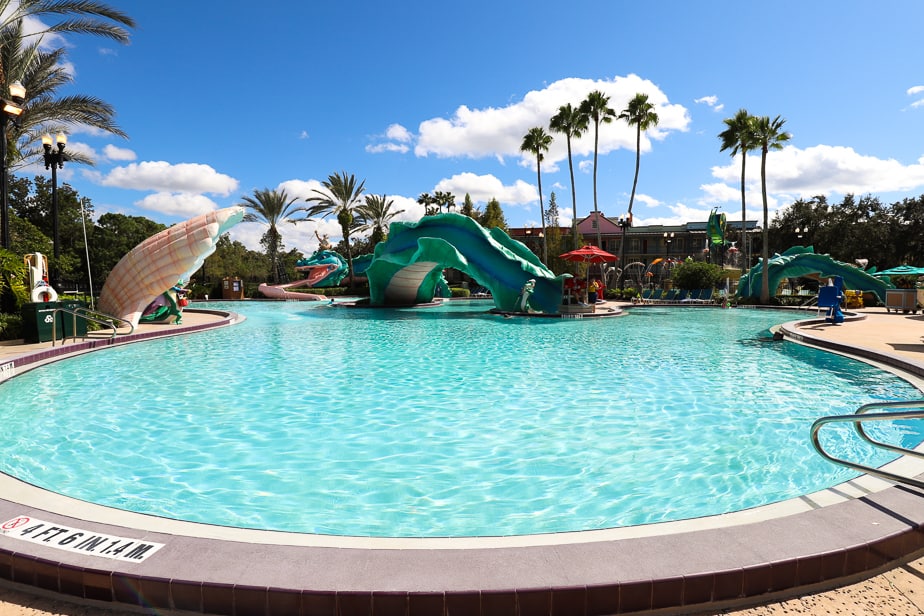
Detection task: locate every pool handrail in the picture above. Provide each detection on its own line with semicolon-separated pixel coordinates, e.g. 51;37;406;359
51;305;134;346
811;400;924;490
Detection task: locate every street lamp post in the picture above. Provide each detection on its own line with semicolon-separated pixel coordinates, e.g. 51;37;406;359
42;132;67;289
795;226;807;242
0;81;25;250
663;231;674;260
616;216;631;289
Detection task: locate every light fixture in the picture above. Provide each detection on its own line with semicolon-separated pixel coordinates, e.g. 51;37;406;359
1;80;26;250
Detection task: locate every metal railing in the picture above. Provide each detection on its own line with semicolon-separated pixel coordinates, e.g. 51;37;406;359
51;305;134;346
811;400;924;490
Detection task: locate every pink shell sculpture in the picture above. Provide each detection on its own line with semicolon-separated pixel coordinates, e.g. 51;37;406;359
98;207;244;327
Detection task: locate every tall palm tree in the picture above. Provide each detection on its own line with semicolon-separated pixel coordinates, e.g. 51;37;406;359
719;109;757;275
433;190;455;214
0;0;134;84
1;22;126;169
579;90;615;248
752;115;791;303
549;103;588;250
300;171;366;286
240;188;300;284
520;126;553;263
417;192;436;216
356;193;404;247
617;92;659;288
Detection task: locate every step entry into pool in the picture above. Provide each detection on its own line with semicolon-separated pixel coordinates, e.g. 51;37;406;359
812;400;924;489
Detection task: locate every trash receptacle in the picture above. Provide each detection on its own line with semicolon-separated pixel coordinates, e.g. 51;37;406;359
21;301;61;343
57;300;88;338
222;277;245;300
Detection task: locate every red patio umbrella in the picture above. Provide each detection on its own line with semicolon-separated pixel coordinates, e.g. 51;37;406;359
558;245;619;264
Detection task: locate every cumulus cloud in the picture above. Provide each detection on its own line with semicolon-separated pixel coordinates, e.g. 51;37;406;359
907;85;924;109
134;192;221;218
694;95;724;112
103;144;136;161
101;161;239;196
432;172;538;206
401;74;689;168
367;123;414;154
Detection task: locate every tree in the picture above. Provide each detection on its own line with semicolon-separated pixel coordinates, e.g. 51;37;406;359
752;115;791;303
617;92;659;288
91;213;166;283
239;188;300;284
433;190;455;213
520;126;552;263
579;90;615;248
417;192;436;216
480;198;507;230
300;171;366;286
550;103;588;250
460;193;480;219
719;109;757;275
545;192;566;273
356;193;404;248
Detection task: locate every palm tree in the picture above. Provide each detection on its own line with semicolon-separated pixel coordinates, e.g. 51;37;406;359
239;188;300;284
719;109;757;275
1;22;126;169
356;194;404;247
417;192;436;216
752;115;791;303
520;126;553;263
549;103;588;250
433;190;455;214
579;90;615;248
0;0;134;84
617;93;659;288
300;171;366;286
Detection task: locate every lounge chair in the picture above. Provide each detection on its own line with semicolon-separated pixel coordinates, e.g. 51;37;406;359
681;289;700;303
661;289;679;303
674;289;690;303
644;289;662;304
696;288;715;304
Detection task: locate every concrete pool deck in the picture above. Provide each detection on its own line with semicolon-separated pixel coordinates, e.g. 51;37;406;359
1;302;924;615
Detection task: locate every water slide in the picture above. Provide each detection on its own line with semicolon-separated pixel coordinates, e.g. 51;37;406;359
99;207;244;328
257;279;327;301
366;213;565;313
738;245;891;302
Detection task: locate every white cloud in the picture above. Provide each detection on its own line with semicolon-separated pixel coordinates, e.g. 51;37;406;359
907;85;924;96
134;192;220;217
703;145;924;221
432;172;538;206
694;95;724;112
103;144;136;161
385;123;413;142
414;74;690;168
101;161;239;196
365;142;409;154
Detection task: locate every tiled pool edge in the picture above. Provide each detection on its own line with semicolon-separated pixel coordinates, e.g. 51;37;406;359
1;310;924;615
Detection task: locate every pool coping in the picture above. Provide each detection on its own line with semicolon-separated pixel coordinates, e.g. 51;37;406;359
2;306;924;615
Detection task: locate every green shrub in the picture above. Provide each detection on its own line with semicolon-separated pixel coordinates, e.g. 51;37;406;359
450;287;471;298
0;312;23;341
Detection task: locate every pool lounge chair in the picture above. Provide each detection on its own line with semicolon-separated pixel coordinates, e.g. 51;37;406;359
643;289;662;304
660;289;679;303
673;289;690;303
680;289;700;303
696;288;715;304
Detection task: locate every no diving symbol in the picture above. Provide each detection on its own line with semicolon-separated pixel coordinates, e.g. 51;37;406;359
2;516;30;531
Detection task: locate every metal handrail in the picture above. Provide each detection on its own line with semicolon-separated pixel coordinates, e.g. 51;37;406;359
811;400;924;490
51;306;134;346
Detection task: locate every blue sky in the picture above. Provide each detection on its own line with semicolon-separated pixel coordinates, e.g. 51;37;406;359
26;0;924;254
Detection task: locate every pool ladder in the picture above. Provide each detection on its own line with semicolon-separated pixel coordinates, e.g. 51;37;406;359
811;400;924;490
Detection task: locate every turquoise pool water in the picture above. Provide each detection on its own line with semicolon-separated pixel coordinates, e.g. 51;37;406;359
0;302;920;537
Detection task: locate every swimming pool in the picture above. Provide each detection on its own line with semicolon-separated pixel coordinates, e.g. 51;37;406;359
0;302;920;538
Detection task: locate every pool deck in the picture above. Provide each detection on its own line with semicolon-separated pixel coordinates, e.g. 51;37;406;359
1;302;924;615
